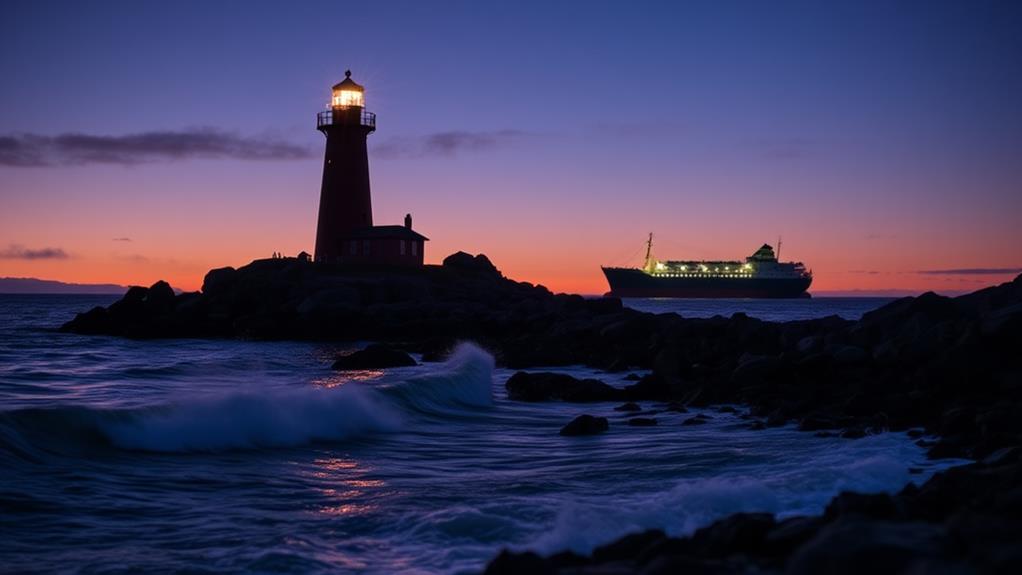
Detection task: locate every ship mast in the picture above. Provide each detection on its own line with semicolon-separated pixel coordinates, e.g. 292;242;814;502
643;232;655;272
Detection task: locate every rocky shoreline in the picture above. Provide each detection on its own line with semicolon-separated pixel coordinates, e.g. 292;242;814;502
61;253;1022;573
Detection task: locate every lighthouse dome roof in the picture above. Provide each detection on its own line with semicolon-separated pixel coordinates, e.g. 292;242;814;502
332;70;364;92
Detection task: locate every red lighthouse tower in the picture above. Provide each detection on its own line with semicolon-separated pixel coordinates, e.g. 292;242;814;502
314;71;427;265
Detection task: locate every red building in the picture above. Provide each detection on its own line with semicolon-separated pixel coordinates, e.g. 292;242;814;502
313;71;428;266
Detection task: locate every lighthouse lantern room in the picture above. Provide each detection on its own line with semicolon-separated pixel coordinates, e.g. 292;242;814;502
331;71;365;108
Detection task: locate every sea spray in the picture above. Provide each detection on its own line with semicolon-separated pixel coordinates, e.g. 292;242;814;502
383;342;495;413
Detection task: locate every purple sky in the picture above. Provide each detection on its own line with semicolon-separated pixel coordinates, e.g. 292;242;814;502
2;0;1020;294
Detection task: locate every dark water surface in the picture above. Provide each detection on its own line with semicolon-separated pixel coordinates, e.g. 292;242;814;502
0;295;958;573
622;296;893;321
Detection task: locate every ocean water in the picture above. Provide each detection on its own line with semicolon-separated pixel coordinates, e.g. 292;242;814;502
0;295;959;574
622;296;894;321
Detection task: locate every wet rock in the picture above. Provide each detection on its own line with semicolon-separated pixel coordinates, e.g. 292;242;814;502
690;512;775;555
505;372;622;402
824;492;900;521
787;519;951;575
622;373;676;401
613;402;641;412
756;517;824;558
799;416;838;432
591;529;666;563
332;344;417;370
484;550;553;575
829;344;869;365
840;428;867;439
559;415;609;436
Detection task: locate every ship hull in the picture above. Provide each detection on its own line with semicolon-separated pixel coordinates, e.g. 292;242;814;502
602;267;812;298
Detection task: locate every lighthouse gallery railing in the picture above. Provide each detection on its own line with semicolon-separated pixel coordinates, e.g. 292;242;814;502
317;109;376;129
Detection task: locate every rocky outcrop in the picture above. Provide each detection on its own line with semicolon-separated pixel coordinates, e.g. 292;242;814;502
559;415;610;436
331;344;417;370
60;254;656;371
61;259;1022;459
505;372;622;402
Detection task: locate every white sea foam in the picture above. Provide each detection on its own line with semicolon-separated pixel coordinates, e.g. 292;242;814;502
527;433;949;555
101;342;495;452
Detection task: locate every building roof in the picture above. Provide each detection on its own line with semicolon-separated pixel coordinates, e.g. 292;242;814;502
332;70;364;92
344;225;429;241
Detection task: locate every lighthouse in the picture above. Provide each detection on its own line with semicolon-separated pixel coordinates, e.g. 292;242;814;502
313;71;427;265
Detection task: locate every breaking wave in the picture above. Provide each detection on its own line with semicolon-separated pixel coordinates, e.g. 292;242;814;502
0;343;494;455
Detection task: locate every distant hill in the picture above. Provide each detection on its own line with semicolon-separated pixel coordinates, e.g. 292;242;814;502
0;277;128;294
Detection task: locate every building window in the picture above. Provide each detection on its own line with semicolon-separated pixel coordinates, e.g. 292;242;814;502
400;240;406;255
349;241;357;255
363;240;371;256
411;241;418;256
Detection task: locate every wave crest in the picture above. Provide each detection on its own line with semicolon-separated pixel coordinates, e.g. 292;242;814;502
0;342;495;454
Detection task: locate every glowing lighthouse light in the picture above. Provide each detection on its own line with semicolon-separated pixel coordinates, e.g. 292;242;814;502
331;70;365;108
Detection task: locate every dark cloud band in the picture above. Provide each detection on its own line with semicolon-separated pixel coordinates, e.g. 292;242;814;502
373;130;527;159
0;129;313;166
0;244;69;260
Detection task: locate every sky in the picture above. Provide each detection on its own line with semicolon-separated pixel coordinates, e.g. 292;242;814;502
1;0;1020;295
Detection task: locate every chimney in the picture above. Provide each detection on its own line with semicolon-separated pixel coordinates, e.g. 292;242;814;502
404;213;412;229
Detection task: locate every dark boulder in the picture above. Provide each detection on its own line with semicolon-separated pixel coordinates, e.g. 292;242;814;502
201;266;238;296
442;251;500;277
591;529;667;563
559;415;609;436
332;344;417;370
690;512;775;555
786;519;951;575
824;492;900;521
505;372;623;402
484;550;553;575
145;280;176;312
614;402;641;412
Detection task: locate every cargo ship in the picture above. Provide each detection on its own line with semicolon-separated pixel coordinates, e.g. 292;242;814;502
602;234;812;298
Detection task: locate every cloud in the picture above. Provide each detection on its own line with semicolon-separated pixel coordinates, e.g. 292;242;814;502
917;268;1022;275
0;129;313;167
0;244;70;260
112;237;132;242
373;130;528;159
